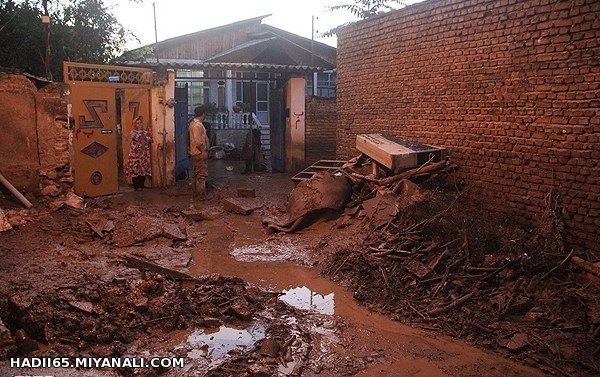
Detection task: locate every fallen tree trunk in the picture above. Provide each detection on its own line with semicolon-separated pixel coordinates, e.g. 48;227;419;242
0;173;33;209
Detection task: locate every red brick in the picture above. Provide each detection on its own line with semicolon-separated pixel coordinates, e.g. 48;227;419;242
335;0;600;252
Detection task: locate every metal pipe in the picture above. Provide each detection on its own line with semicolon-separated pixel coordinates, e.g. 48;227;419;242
153;2;159;64
0;173;33;209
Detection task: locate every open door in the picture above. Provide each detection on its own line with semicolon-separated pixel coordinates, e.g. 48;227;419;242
270;84;286;172
174;84;189;179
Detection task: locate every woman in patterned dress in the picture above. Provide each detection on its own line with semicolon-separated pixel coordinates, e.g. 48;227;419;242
126;116;152;190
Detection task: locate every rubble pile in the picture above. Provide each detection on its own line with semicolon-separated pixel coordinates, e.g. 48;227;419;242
0;271;273;359
322;158;599;376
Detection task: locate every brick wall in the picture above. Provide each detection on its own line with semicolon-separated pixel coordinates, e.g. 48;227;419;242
336;0;599;251
305;96;338;165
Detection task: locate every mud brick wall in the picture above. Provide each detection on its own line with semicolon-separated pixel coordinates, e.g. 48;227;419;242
0;73;71;195
305;96;338;165
336;0;600;251
0;74;40;189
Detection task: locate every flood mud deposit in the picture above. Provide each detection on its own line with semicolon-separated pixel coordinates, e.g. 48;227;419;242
0;173;593;376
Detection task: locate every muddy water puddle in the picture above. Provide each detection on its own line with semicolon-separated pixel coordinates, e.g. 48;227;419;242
279;286;335;315
186;214;544;376
186;323;266;360
231;240;297;263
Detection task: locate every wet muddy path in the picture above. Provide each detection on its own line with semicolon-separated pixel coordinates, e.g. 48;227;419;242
0;174;547;376
188;209;543;376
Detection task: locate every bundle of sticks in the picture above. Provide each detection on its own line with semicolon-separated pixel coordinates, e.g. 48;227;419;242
337;154;457;202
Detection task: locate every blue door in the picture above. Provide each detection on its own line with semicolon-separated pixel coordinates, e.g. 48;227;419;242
174;85;189;179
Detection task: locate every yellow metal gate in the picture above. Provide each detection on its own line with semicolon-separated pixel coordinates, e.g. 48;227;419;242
64;62;153;197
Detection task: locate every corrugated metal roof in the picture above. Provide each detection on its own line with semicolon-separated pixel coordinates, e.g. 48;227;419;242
204;37;276;62
133;60;327;72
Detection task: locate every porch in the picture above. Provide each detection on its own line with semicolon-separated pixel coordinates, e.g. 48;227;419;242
167;62;318;176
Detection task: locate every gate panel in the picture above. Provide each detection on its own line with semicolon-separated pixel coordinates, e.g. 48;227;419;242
64;61;154;196
71;85;119;197
121;88;151;183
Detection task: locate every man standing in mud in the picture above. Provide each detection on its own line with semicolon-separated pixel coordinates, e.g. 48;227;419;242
189;106;209;199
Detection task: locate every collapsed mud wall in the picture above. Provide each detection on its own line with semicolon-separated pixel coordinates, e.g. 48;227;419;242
0;73;71;195
0;75;40;190
305;96;337;165
336;0;600;251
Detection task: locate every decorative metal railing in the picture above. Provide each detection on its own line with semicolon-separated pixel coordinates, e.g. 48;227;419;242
63;62;153;86
209;111;255;129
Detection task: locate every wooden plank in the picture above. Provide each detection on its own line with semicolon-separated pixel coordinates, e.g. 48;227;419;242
121;255;197;281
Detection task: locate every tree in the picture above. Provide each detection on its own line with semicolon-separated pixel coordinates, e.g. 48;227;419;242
0;0;133;79
321;0;405;36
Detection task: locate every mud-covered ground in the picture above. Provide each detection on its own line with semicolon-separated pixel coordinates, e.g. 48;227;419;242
0;172;555;376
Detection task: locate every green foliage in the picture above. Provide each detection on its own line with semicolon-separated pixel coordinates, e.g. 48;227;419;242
0;1;45;74
0;0;134;79
321;0;405;37
116;46;155;64
202;102;219;116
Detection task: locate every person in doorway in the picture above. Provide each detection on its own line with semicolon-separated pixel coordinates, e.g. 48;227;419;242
189;106;209;199
126;116;152;191
242;128;262;173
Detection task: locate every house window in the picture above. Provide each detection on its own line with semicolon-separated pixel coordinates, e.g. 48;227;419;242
256;82;269;125
316;71;336;98
217;80;226;110
188;82;210;114
232;72;271;124
306;71;337;98
176;69;204;78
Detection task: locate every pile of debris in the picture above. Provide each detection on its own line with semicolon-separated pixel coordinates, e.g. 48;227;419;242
309;136;600;376
0;269;273;357
264;134;454;234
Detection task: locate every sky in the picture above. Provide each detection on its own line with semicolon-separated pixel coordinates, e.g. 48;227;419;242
104;0;424;51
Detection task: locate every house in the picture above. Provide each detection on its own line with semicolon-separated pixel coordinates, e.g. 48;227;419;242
124;15;337;174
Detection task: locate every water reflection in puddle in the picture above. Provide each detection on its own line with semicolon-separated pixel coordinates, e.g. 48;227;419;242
186;323;266;360
279;286;335;315
231;241;297;262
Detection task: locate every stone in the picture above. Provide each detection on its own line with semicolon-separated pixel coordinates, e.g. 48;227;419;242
0;210;12;232
182;209;215;221
68;301;94;314
7;214;26;227
506;332;529;352
39;168;58;180
48;200;65;211
0;318;12;346
199;317;221;327
224;302;252;320
103;220;115;233
237;188;256;198
65;192;85;209
258;338;280;358
9;294;33;311
161;223;187;240
222;197;262;215
41;184;60;197
15;329;38;355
